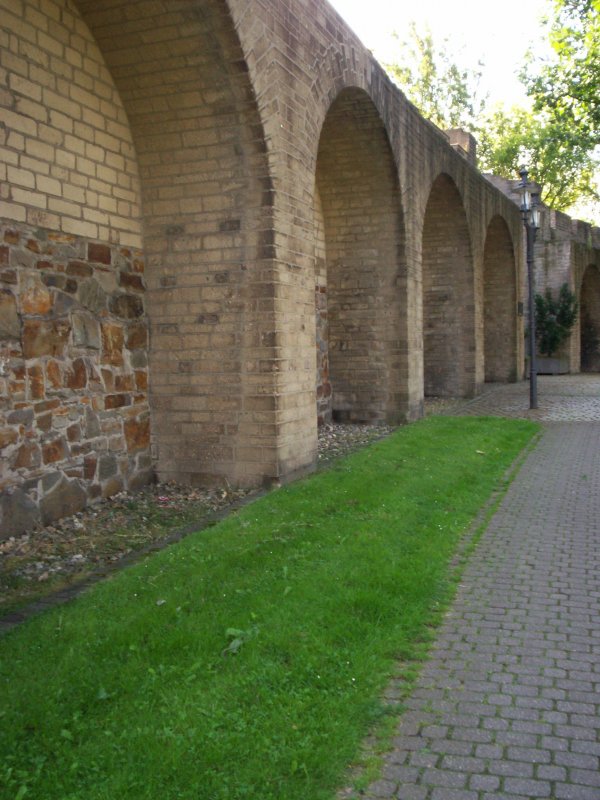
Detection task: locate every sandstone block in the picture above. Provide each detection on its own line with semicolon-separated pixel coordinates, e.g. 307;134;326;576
98;452;117;480
109;293;144;319
23;319;70;358
71;311;101;349
0;487;40;539
12;440;42;469
20;272;53;315
88;243;111;264
40;475;87;525
124;415;150;453
79;279;107;314
66;357;87;389
0;427;18;448
0;289;20;341
28;363;45;399
101;322;124;366
126;321;147;350
42;436;68;464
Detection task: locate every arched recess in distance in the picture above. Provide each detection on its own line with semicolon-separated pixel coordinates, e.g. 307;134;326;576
76;0;275;487
483;215;518;382
313;87;408;424
422;173;475;397
580;264;600;372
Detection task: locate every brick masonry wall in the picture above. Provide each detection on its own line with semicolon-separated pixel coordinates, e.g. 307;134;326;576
316;88;407;423
580;264;600;371
0;221;150;539
0;0;143;248
2;0;541;536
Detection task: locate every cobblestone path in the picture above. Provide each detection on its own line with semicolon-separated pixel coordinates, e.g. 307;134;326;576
360;376;600;800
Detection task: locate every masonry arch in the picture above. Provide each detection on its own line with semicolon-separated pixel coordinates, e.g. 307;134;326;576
76;0;274;487
422;173;475;397
483;215;518;381
314;87;407;424
580;264;600;372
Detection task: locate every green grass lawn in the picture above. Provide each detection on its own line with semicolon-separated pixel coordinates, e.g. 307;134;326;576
0;416;537;800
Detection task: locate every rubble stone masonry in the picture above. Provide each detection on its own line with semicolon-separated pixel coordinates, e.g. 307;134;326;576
0;222;150;537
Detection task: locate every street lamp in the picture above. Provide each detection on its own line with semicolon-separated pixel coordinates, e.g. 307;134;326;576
518;167;541;410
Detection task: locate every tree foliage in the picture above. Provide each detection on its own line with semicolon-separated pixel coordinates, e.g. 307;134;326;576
477;105;598;211
384;23;487;131
523;0;600;144
535;283;578;357
383;5;599;219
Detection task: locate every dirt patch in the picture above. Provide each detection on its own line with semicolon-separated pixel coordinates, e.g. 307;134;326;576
1;422;395;617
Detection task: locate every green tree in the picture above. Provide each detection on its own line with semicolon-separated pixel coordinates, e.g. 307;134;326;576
384;23;487;131
384;10;599;219
523;0;600;143
477;105;599;212
535;283;578;357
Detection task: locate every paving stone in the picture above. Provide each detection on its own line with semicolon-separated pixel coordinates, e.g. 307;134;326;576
356;401;600;800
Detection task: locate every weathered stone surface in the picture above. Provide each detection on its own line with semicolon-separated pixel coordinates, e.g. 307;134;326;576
39;475;87;525
124;416;150;453
119;272;144;291
67;423;81;442
101;322;124;366
67;260;93;277
83;455;97;480
98;453;117;480
115;373;134;391
126;321;147;350
79;279;107;314
102;476;123;498
36;412;53;432
66;357;87;390
0;427;18;448
12;440;41;469
52;291;76;316
23;319;70;358
28;363;45;400
0;289;20;340
127;469;153;492
46;359;62;388
85;406;101;438
20;272;53;315
0;487;40;540
42;437;68;464
71;311;100;349
105;393;129;409
88;243;111;264
109;293;144;319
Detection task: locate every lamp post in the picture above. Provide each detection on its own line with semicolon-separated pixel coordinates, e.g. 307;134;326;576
518;167;541;410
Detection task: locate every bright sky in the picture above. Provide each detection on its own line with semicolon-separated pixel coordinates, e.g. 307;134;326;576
327;0;551;108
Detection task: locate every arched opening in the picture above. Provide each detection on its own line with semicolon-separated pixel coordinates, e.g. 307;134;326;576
422;174;475;397
580;265;600;372
76;0;274;487
483;215;518;381
314;88;407;424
